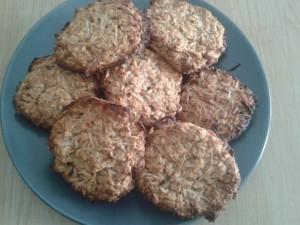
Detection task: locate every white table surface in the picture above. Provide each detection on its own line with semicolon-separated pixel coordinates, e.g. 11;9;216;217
1;0;300;225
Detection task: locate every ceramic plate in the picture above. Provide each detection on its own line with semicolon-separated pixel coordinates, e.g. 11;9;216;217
0;0;271;224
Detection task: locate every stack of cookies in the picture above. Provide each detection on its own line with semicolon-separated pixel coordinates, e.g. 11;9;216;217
15;0;256;221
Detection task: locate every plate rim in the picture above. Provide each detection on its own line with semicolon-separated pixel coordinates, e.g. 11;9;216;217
0;0;272;224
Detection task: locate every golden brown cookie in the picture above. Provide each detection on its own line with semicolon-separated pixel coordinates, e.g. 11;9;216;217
102;49;182;126
146;0;225;74
178;68;256;141
49;97;145;202
55;0;145;74
136;122;240;220
15;56;97;129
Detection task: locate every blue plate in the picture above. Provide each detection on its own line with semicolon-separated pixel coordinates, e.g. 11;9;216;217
0;0;271;224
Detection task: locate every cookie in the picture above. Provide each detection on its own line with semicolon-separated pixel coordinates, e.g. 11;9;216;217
146;0;225;74
136;122;240;220
178;68;256;141
49;97;145;202
102;49;182;126
14;56;97;129
55;0;145;74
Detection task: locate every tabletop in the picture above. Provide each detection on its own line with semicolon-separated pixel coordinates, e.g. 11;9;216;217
1;0;299;225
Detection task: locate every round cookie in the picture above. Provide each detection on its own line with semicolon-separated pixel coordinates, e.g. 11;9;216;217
146;0;225;74
49;97;145;202
15;56;97;129
102;49;182;126
55;0;145;74
136;122;240;220
178;69;256;141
